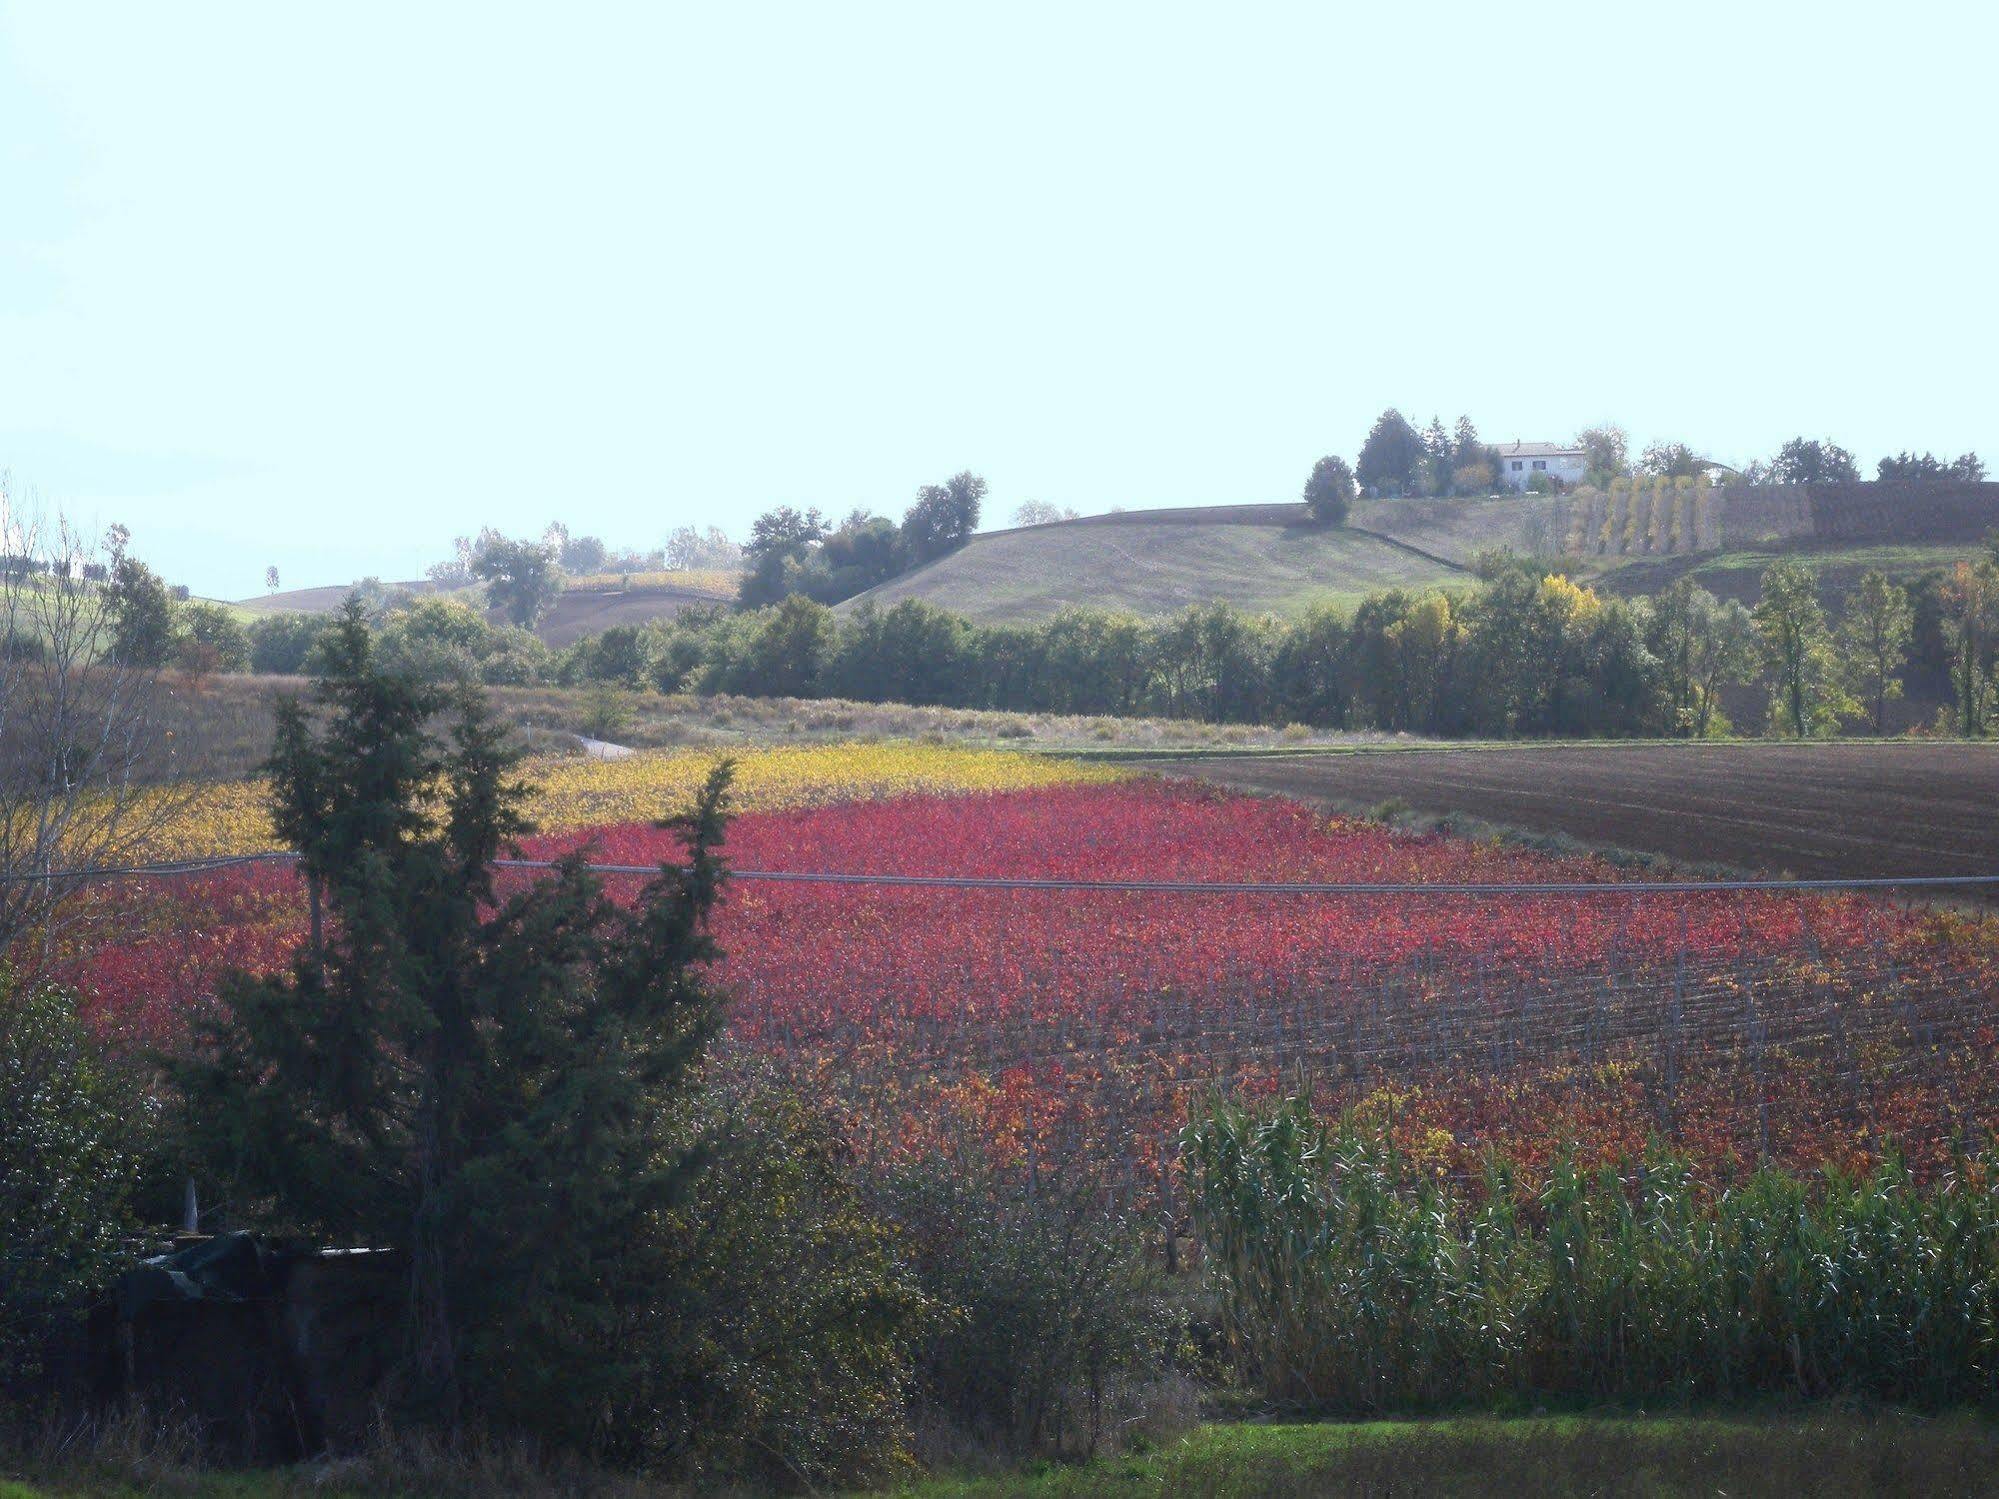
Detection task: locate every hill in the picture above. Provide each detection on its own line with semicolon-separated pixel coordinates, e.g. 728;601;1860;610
841;483;1999;625
836;503;1475;624
234;571;737;644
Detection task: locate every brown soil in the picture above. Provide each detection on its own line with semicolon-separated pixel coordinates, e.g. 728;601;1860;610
1132;742;1999;882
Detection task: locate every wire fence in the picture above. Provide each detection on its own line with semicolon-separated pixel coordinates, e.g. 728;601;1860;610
43;850;1999;1186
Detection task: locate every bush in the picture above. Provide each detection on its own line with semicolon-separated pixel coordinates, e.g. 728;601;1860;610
0;973;141;1405
649;1077;934;1486
247;612;331;675
174;601;250;674
872;1135;1181;1461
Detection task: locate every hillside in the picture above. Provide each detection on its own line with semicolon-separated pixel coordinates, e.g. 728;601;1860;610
842;483;1999;625
234;571;736;644
837;504;1475;624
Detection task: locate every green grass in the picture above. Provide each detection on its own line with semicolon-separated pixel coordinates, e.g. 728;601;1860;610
839;517;1466;624
12;1414;1997;1498
875;1416;1999;1498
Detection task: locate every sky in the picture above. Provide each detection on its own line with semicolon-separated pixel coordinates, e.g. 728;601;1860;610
2;2;1994;600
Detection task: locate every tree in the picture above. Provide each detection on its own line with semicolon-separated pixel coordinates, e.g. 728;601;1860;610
1646;578;1756;736
265;565;281;593
1837;571;1914;734
1753;559;1852;736
1419;415;1452;494
471;532;564;627
1302;455;1356;525
175;600;251;675
0;974;141;1399
1576;425;1630;482
901;471;986;564
737;505;827;607
663;524;743;572
0;508;186;964
1767;437;1859;485
1010;500;1079;527
1638;441;1703;479
542;524;607;575
1877;451;1986;482
1940;559;1999;736
1355;409;1425;496
176;604;735;1442
107;554;177;667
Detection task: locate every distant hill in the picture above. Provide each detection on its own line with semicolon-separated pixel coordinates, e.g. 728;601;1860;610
234;571;737;645
839;484;1999;625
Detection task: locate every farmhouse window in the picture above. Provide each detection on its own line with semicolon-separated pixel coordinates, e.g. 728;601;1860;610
1511;460;1523;471
1532;460;1546;471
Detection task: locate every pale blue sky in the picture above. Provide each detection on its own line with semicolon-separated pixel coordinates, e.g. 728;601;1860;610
2;2;1993;599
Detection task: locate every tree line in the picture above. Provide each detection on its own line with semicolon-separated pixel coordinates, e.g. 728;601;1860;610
231;545;1999;741
1330;411;1986;499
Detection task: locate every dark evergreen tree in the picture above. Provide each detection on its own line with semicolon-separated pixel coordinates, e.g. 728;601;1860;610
1355;409;1425;496
175;600;734;1445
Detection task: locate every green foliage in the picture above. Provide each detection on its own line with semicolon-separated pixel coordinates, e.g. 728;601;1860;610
174;601;732;1450
902;471;986;565
1645;578;1758;737
873;1140;1178;1460
1766;437;1860;485
650;1077;934;1486
1185;1094;1999;1412
370;596;551;686
174;602;250;674
1941;559;1999;736
470;532;563;627
1303;456;1356;526
1837;570;1915;734
1753;559;1854;736
246;612;332;675
106;555;176;667
1356;409;1425;496
0;974;141;1401
1576;424;1629;484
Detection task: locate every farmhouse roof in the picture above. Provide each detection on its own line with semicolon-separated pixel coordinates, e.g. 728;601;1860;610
1495;441;1586;459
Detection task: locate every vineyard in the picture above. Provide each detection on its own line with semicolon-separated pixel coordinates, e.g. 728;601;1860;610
63;754;1999;1199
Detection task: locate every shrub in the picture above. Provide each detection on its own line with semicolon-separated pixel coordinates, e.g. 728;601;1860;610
247;612;331;675
649;1076;934;1486
0;973;141;1405
872;1135;1181;1461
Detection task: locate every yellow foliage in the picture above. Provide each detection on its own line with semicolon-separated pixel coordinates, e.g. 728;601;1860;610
142;743;1125;860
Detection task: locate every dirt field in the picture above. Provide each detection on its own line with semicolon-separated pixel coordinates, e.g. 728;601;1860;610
1133;743;1999;882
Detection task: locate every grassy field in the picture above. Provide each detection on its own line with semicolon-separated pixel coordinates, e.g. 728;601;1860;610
8;1414;1996;1497
839;511;1469;623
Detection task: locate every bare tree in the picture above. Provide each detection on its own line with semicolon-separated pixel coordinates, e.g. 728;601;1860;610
0;484;189;970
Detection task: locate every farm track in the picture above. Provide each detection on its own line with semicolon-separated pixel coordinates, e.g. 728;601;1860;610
1131;743;1999;883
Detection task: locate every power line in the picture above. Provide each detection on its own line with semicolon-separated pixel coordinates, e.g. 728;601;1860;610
8;849;1999;895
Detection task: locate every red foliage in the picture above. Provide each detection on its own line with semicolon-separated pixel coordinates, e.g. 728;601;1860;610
60;781;1999;1181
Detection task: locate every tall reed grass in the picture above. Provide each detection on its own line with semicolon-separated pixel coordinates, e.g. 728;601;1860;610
1184;1094;1999;1411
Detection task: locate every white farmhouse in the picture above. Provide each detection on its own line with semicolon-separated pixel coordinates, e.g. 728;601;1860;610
1495;441;1588;492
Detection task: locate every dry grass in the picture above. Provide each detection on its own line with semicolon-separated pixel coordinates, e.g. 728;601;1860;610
562;570;739;597
152;677;1411;785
